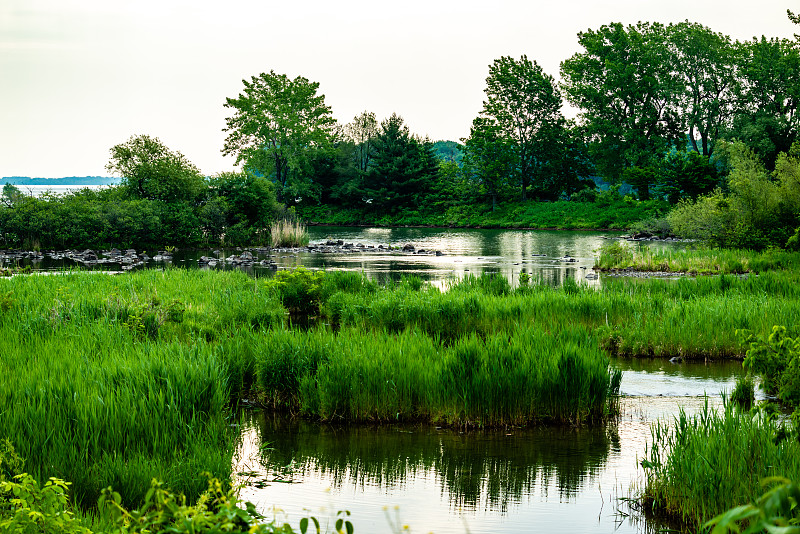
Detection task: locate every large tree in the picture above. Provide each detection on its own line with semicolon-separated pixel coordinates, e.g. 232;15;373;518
105;134;205;203
343;110;378;174
479;55;564;201
222;71;337;202
730;36;800;168
667;21;737;158
560;22;684;181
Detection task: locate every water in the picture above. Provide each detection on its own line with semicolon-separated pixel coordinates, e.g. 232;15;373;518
11;227;681;287
233;359;753;534
8;184;111;197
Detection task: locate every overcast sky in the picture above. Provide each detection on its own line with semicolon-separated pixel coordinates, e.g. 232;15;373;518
1;0;798;178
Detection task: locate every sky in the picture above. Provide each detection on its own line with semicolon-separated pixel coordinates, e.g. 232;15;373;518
1;0;798;178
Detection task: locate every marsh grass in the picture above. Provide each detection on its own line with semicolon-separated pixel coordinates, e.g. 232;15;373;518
270;219;309;248
595;243;800;274
253;326;621;426
642;401;800;530
3;267;799;512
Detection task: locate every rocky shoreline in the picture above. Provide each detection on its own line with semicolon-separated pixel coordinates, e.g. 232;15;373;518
0;240;448;272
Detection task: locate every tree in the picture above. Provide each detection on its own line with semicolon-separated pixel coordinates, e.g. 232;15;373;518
479;55;565;201
362;114;437;213
106;135;206;203
1;184;23;208
667;21;737;158
343;111;378;174
730;36;800;169
560;22;683;181
655;149;721;203
463;117;514;210
222;71;337;202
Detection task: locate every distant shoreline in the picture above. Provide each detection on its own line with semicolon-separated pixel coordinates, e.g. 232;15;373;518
1;176;118;186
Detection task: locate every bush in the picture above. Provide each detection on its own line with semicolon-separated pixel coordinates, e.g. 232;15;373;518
264;267;325;317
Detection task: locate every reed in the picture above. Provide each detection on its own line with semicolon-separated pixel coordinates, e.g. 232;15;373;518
2;266;799;513
270;218;309;248
641;401;800;530
251;325;621;426
595;242;800;274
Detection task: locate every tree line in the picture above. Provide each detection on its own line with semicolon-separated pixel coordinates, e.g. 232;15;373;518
221;16;799;218
1;13;798;250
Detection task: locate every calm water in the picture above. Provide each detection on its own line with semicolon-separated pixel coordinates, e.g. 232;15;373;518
234;359;753;534
13;227;680;288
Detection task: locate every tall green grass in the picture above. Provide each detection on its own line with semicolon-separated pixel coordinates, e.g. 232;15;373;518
2;267;798;512
642;402;800;530
595;241;800;274
320;270;800;359
0;270;282;506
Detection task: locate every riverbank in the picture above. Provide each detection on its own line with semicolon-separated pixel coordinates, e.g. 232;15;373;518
594;241;800;274
298;198;669;231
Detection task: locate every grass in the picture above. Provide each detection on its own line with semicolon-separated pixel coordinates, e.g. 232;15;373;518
2;266;799;521
595;241;800;274
270;219;309;248
641;401;800;531
0;268;623;511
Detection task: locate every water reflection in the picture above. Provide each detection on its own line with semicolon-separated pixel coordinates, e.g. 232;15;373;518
239;415;616;514
8;228;683;289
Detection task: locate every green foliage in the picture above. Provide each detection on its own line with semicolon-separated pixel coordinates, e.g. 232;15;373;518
204;171;278;245
742;326;800;406
1;474;90;534
264;267;325;317
667;141;800;249
730;374;755;409
0;456;316;534
642;402;800;530
560;21;683;181
222;71;337;202
656;149;721;203
361;114;438;214
704;478;800;534
106;135;206;204
732;37;800;169
595;245;800;274
594;241;634;270
474;55;573;201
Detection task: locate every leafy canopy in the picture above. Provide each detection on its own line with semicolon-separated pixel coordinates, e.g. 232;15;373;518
222;71;337;202
106;134;206;203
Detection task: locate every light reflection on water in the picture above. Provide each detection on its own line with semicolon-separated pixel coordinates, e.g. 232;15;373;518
8;227;684;289
233;360;745;534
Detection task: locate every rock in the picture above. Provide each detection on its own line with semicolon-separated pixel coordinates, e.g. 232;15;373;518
240;251;254;260
402;244;415;252
435;251;444;256
669;356;684;364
